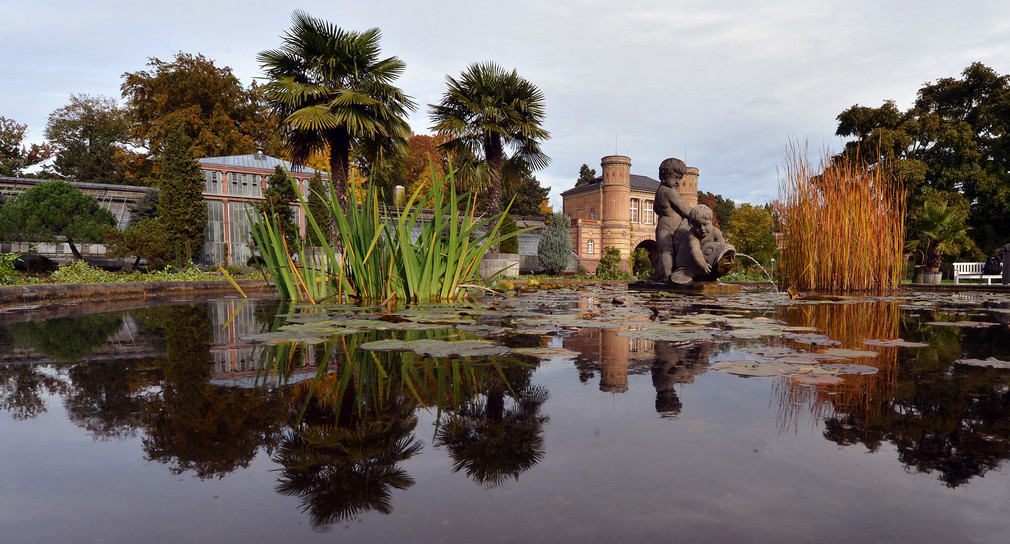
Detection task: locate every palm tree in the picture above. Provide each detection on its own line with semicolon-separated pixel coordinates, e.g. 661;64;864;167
258;11;415;207
907;201;974;273
429;61;550;221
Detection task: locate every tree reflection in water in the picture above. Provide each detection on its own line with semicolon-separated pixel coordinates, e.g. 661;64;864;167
271;332;425;529
0;364;69;420
434;356;548;488
137;304;288;479
6;313;124;363
776;300;1010;487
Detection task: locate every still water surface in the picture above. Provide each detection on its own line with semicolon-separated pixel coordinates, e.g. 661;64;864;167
2;287;1009;543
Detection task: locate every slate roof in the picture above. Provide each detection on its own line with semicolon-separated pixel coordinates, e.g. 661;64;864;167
560;174;660;197
198;153;328;176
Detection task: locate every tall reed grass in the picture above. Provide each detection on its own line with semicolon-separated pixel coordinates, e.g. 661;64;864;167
778;142;906;292
249;166;523;303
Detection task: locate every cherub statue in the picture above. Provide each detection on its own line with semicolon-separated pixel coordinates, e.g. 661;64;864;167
669;204;735;284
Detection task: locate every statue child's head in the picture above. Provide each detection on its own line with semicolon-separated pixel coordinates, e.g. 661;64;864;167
659;158;688;183
688;204;714;238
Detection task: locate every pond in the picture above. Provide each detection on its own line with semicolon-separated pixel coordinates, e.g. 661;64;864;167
2;286;1010;542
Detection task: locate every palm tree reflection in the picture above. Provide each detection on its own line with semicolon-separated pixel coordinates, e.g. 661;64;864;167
435;358;548;488
272;333;424;528
275;395;422;529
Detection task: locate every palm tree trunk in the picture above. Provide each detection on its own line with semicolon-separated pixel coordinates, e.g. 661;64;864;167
328;130;351;211
485;135;504;252
327;130;351;248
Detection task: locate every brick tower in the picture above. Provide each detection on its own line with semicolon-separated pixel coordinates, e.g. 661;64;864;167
600;155;632;268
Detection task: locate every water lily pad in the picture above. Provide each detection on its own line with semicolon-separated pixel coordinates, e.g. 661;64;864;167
926;321;998;328
738;346;797;357
710;360;800;377
782;333;841;346
512;346;578;359
617;327;712;342
360;338;510;358
819;363;879;375
821;348;879;358
771;352;846;364
954;357;1010;369
414;340;511;358
863;338;929;348
360;339;448;352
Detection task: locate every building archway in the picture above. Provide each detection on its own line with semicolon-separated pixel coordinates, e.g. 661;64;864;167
634;239;659;276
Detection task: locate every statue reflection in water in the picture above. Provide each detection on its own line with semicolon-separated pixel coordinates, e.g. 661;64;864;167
564;327;714;417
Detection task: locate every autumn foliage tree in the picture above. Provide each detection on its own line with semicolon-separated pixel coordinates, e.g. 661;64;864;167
121;52;276;158
722;203;777;269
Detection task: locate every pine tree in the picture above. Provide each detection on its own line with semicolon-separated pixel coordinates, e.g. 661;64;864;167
156;127;206;266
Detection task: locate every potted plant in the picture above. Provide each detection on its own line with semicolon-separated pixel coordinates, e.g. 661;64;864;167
906;201;973;284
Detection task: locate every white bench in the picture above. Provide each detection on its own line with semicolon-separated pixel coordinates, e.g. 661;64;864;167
953;262;1002;284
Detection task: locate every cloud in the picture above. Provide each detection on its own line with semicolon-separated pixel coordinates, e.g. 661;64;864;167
5;0;1010;205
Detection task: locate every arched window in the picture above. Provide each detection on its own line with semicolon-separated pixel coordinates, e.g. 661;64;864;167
587;239;595;254
590;209;596;220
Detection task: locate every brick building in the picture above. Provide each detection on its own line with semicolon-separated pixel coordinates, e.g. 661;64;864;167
561;155;698;272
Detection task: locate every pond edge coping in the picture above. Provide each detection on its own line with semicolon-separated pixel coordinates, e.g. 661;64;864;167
0;279;273;309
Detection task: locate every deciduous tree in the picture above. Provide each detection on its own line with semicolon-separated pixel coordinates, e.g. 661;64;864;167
722;203;776;268
834;62;1010;252
44;94;132;185
0;117;53;177
122;52;271;158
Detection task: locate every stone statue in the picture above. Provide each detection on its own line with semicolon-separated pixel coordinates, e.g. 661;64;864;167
651;158;735;284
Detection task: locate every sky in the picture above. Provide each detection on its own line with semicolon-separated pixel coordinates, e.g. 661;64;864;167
5;0;1010;208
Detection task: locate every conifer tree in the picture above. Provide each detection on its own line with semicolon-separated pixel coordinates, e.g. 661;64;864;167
305;171;329;247
156;127;206;265
537;213;571;274
255;165;298;247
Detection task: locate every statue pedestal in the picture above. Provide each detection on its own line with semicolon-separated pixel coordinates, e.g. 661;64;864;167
629;280;742;295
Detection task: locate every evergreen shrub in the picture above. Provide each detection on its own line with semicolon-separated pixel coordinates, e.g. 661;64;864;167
537;213;571;275
596;246;632;280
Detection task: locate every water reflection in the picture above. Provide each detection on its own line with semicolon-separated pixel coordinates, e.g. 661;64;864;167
774;300;1010;487
6;313;124;363
563;327;713;417
435;356;548;488
5;289;1010;539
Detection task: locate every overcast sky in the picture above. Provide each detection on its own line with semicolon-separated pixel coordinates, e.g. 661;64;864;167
5;0;1010;207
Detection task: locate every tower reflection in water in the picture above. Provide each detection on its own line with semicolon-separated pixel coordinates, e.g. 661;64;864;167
563;326;713;417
